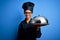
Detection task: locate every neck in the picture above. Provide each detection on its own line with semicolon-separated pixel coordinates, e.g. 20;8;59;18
26;18;31;23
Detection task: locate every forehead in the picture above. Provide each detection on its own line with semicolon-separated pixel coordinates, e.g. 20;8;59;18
25;10;31;12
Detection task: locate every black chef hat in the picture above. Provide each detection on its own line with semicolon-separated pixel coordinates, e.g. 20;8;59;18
22;2;35;13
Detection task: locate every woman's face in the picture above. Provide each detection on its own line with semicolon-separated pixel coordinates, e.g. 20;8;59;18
24;10;32;19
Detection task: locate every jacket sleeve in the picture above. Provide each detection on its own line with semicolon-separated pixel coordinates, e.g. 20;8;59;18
35;28;42;38
17;23;23;40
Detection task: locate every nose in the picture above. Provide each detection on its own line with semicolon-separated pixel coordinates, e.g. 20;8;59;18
26;13;29;16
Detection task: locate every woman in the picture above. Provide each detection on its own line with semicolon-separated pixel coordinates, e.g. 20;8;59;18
17;2;42;40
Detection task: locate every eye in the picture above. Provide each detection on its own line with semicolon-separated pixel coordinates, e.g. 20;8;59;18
25;12;31;14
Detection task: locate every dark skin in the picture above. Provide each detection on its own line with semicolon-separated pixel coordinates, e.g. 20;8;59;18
24;10;41;31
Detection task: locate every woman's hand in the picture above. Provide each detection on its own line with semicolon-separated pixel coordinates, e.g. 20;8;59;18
32;23;41;31
35;24;41;31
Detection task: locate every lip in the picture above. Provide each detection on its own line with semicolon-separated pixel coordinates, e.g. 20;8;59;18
26;15;30;18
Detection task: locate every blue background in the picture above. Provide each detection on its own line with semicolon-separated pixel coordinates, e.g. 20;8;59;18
0;0;60;40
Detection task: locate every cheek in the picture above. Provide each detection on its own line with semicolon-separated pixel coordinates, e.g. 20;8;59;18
30;14;32;17
28;14;32;17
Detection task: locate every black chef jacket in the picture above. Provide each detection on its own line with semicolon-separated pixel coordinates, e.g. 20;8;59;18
17;19;42;40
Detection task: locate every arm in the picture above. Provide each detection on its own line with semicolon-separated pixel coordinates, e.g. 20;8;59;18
17;23;23;40
35;27;42;38
35;25;42;38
